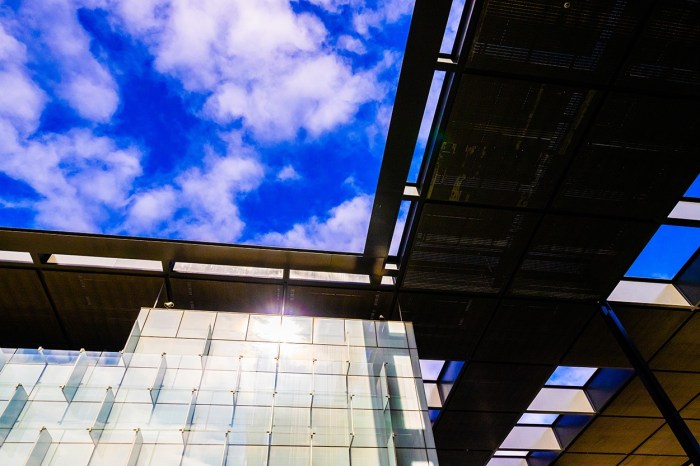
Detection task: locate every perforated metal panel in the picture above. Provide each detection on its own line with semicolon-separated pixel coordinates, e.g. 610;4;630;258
467;0;645;82
429;76;596;208
404;205;538;292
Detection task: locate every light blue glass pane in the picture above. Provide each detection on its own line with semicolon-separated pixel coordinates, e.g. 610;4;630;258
546;366;597;387
625;225;700;279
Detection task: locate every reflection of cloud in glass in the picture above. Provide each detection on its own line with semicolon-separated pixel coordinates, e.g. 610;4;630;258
546;366;597;387
419;359;445;380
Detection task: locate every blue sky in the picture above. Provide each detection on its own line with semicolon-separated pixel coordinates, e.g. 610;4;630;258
0;0;428;252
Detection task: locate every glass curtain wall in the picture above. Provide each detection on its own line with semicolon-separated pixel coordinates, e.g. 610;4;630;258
0;309;437;466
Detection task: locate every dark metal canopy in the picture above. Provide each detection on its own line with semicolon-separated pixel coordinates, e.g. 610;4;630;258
1;0;699;464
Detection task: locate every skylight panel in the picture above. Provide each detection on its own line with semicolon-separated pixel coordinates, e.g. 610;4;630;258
608;281;691;308
486;459;528;466
288;270;370;284
46;254;162;271
423;382;443;408
439;0;467;53
493;451;529;457
499;426;560;450
173;262;283;279
518;413;558;425
0;250;32;263
685;174;700;198
625;225;700;279
668;201;700;221
420;359;445;380
546;366;596;387
527;388;595;414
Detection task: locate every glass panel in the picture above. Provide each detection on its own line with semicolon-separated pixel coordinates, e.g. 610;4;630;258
247;315;282;342
177;311;216;338
419;360;444;381
518;413;558;425
313;319;346;345
281;316;312;343
312;408;350;447
423;382;442;408
225;445;268;465
390;410;425;448
142;310;183;337
440;0;467;53
546;367;597;387
376;322;408;348
271;407;310;445
346;320;377;347
625;225;700;279
181;445;224;465
350;447;389;466
141;444;185;466
212;313;249;341
46;443;94;466
500;426;560;450
312;447;350;466
268;446;310;466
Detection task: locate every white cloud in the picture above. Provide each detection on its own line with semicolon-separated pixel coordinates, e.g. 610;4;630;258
352;0;413;36
337;34;366;54
0;129;142;232
256;194;372;252
277;165;301;181
20;0;119;121
0;18;140;233
123;145;265;243
107;0;386;141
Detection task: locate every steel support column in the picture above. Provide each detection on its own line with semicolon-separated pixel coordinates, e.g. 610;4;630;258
600;301;700;464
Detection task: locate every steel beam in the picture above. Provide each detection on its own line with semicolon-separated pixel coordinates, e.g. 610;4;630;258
601;301;700;464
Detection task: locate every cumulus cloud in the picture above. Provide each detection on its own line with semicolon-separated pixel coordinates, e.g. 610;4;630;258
256;194;372;252
124;146;265;243
107;0;386;141
0;19;140;232
337;34;366;54
277;165;301;181
20;0;119;121
352;0;413;36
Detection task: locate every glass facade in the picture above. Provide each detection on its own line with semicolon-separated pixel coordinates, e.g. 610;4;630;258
0;309;437;465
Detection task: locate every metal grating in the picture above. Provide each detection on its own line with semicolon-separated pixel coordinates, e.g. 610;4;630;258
403;205;539;293
508;215;655;300
467;0;644;82
618;0;700;96
428;76;596;208
397;293;496;359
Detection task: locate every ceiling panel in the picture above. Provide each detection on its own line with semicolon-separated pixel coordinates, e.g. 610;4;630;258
604;372;700;417
434;411;520;450
0;268;66;349
403;205;538;293
171;278;282;314
473;300;593;364
634;421;700;456
397;294;496;359
555;453;626;466
617;0;700;96
428;76;595;209
43;271;164;351
467;0;644;82
566;416;664;454
563;306;691;368
552;94;700;220
651;313;700;371
619;455;688;466
446;362;552;412
508;215;655;300
438;450;492;466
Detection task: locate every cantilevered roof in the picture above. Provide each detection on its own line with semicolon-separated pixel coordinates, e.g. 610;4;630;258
0;0;699;465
